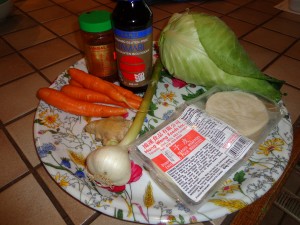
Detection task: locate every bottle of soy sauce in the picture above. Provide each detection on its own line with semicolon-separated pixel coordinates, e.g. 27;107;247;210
112;0;153;93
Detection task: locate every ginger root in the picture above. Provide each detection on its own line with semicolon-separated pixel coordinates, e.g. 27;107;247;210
85;116;132;146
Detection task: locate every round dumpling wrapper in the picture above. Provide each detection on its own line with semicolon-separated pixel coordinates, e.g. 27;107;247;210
205;91;269;139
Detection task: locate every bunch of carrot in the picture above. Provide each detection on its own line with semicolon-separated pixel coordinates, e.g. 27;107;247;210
37;68;143;118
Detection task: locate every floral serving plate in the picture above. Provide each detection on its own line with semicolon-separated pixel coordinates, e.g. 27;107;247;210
34;56;293;224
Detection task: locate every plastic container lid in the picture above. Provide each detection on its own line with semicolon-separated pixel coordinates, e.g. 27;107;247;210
79;10;112;33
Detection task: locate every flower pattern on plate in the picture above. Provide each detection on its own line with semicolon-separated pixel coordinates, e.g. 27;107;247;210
34;56;293;224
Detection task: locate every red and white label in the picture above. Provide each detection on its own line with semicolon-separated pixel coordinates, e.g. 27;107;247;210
137;105;254;202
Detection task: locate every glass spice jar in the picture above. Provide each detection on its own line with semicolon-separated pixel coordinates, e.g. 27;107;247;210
79;10;118;82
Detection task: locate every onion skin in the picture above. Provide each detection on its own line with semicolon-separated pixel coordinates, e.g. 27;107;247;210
86;145;131;186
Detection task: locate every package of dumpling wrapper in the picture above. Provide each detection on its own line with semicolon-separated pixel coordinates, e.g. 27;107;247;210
129;86;283;212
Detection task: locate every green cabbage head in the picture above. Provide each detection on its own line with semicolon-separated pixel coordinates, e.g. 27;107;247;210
158;12;284;102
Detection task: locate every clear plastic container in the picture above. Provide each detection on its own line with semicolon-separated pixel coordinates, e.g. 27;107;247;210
130;86;282;212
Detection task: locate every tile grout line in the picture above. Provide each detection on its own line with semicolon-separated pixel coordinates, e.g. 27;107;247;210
1;124;75;224
1;1;300;225
81;212;102;225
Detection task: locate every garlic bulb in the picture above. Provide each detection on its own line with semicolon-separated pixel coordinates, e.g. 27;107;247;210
85;59;163;188
86;145;131;186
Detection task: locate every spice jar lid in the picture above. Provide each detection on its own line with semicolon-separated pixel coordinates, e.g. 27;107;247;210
79;10;112;33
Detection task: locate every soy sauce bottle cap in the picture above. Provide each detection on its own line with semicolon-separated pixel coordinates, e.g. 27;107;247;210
79;10;112;33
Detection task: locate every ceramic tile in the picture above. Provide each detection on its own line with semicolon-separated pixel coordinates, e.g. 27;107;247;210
189;7;221;17
240;40;279;70
228;7;273;25
279;11;300;23
14;0;54;12
105;1;117;10
43;15;80;36
153;17;171;30
60;0;100;14
198;0;239;14
151;6;171;22
41;54;83;82
37;166;96;224
51;0;70;3
153;27;162;42
264;55;300;89
152;2;195;14
285;40;300;60
0;10;37;36
28;5;71;23
281;85;300;124
0;38;14;57
0;53;34;85
1;1;300;225
95;0;115;4
243;27;295;53
221;16;256;38
3;25;56;50
246;0;281;15
263;17;300;38
62;30;84;51
20;38;79;69
0;73;49;123
6;112;41;167
187;0;206;6
0;129;28;189
0;174;66;225
226;0;253;5
91;4;114;13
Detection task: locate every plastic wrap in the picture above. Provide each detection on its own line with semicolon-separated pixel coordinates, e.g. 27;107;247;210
129;86;282;212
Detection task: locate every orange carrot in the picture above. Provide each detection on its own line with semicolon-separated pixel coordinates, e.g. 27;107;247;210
69;78;83;87
103;80;143;102
70;76;142;103
37;87;127;117
61;85;141;110
68;68;127;104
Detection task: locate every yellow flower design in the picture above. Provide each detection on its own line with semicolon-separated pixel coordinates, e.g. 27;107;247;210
160;91;176;102
68;150;86;167
39;110;61;129
144;182;155;208
218;179;240;196
53;172;69;188
208;198;247;212
103;198;113;204
258;138;285;156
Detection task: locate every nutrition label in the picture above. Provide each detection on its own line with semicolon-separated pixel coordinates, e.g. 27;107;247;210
137;105;254;202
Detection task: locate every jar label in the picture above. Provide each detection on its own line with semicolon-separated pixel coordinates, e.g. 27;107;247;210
114;27;153;88
85;43;117;78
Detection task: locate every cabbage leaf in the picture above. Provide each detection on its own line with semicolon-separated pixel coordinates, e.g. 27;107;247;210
158;12;284;101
